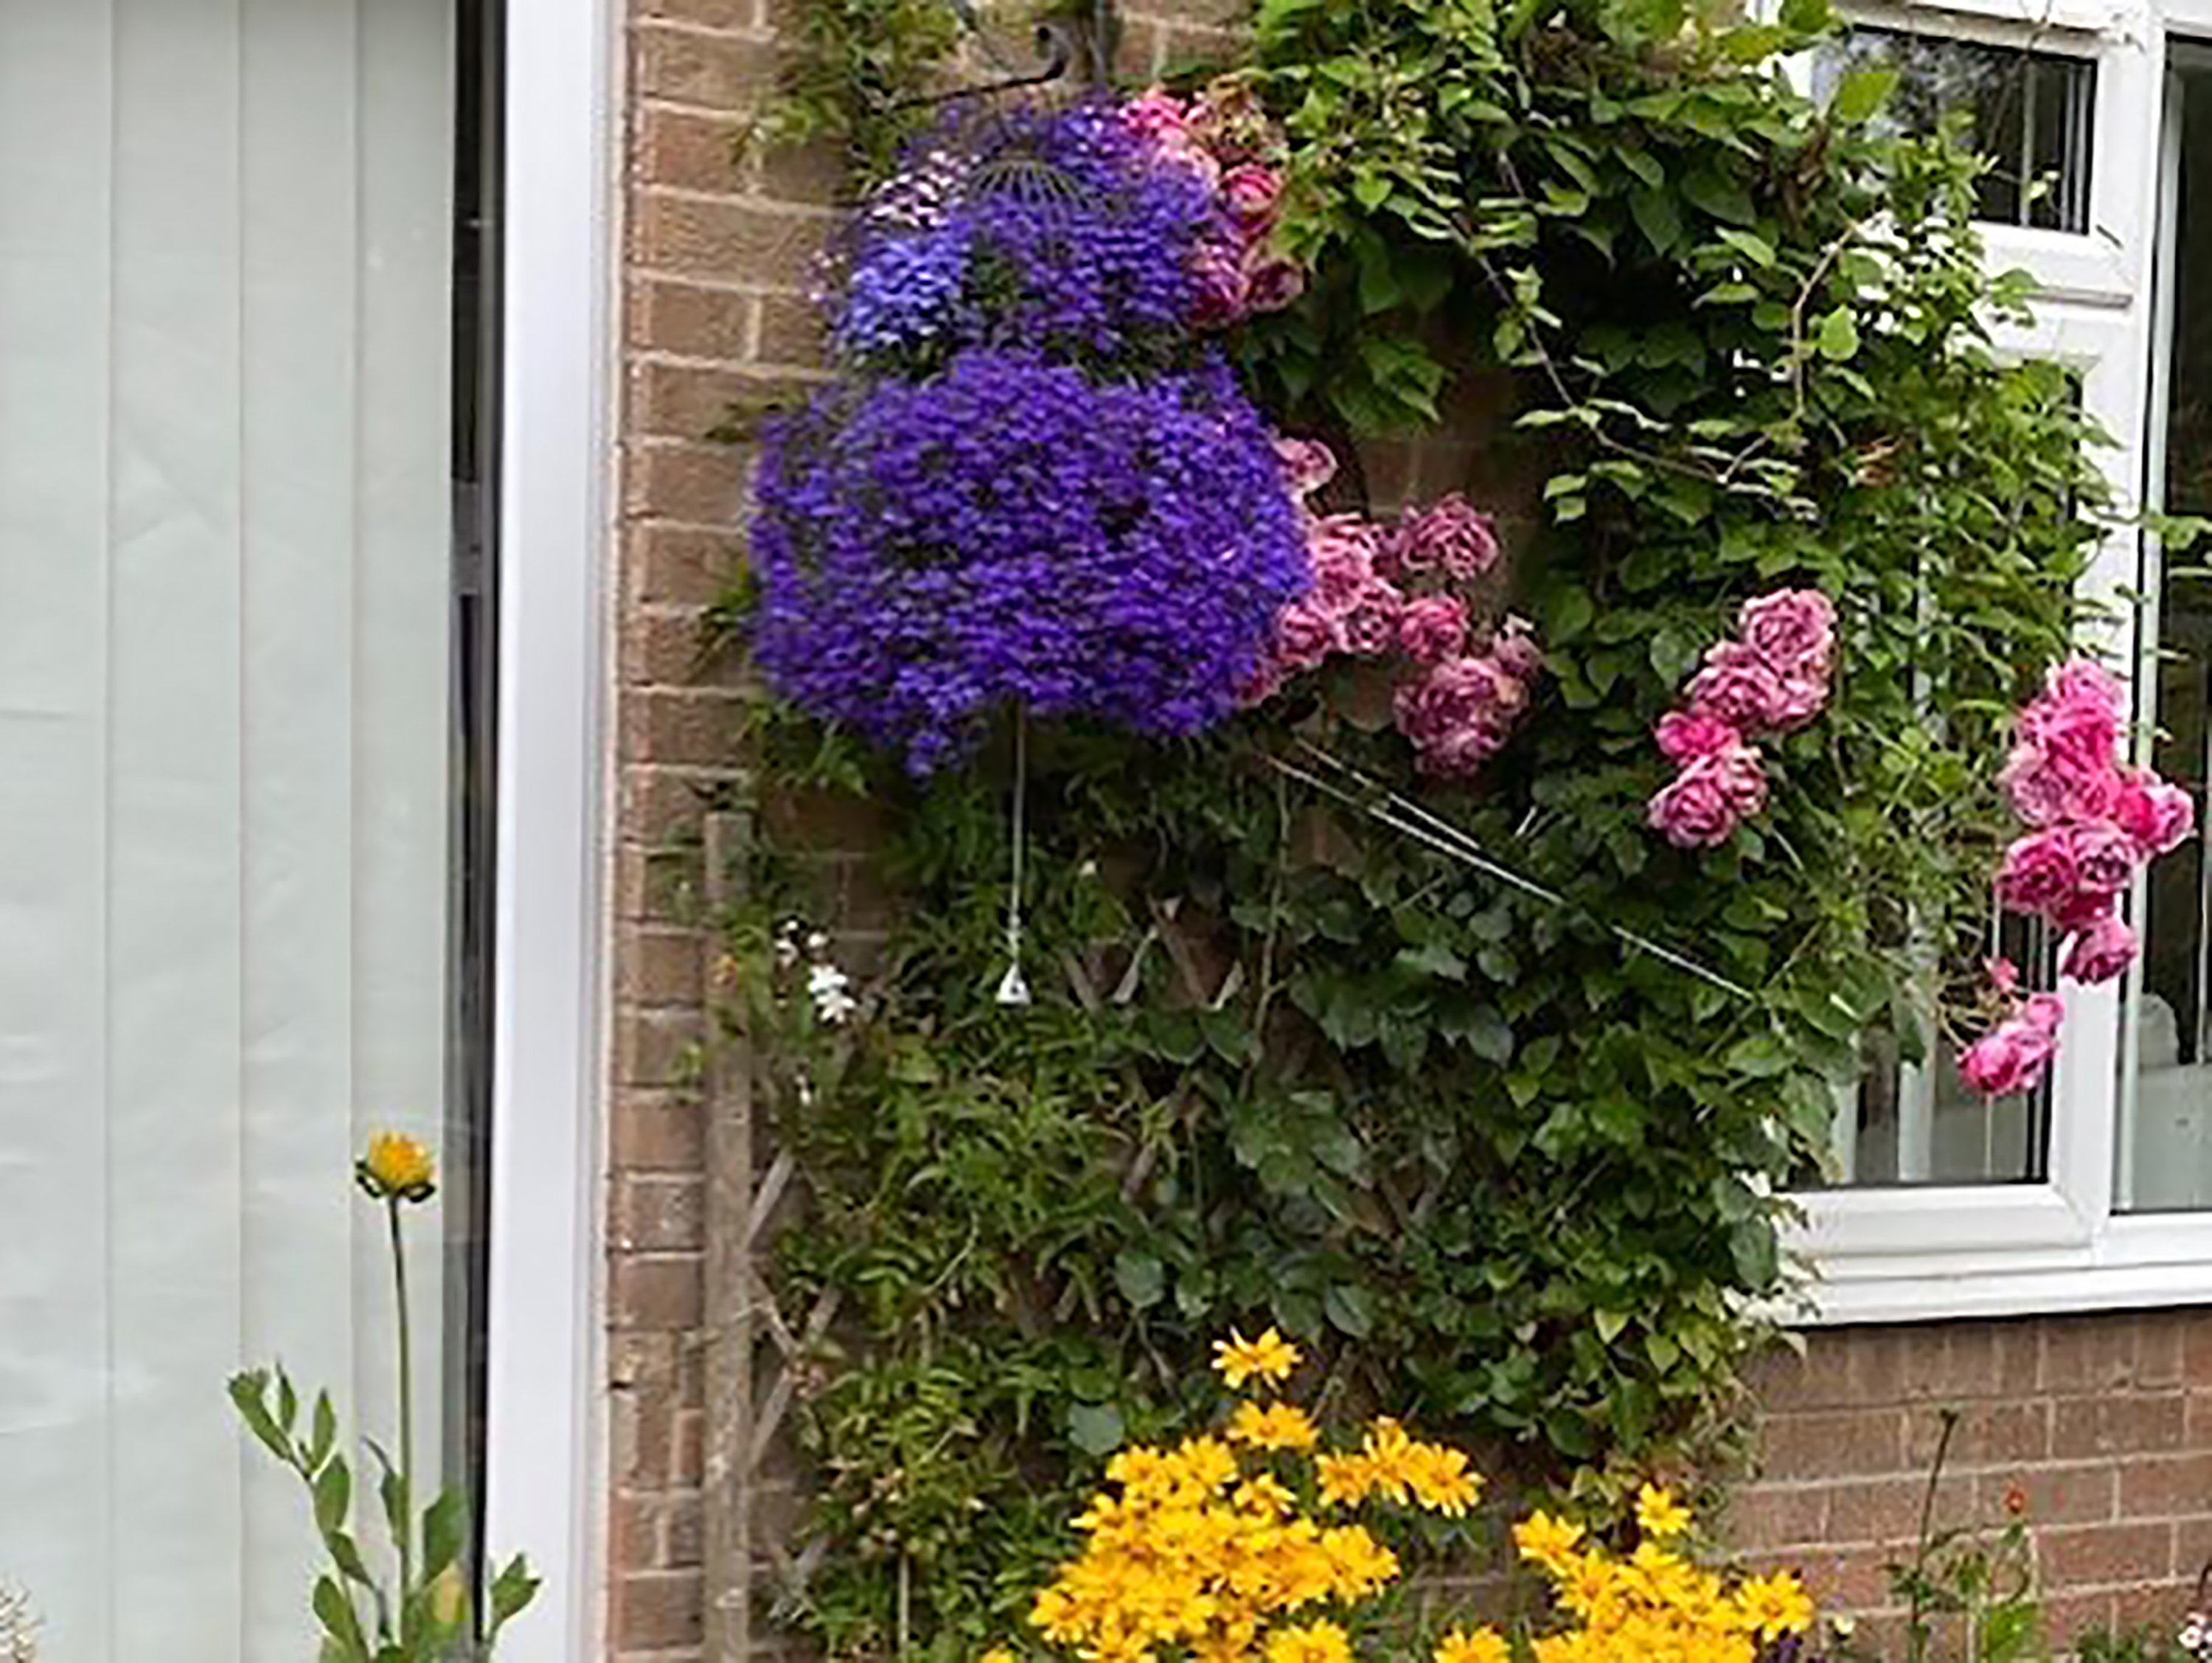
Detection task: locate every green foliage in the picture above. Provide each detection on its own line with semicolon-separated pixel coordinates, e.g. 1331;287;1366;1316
744;0;966;178
740;0;2121;1656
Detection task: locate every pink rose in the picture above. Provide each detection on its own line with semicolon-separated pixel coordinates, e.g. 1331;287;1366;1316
2063;819;2140;896
1763;672;1831;733
1121;88;1192;148
1655;709;1743;764
1960;1008;2061;1099
2047;657;2124;715
1274;437;1338;501
1489;617;1545;682
1392;495;1502;583
1397;594;1471;665
2052;889;2115;934
1988;957;2021;998
1394;656;1514;745
1340;582;1405;657
1242;254;1306;314
1273;601;1341;673
1220;163;1284;230
1994;828;2079;917
2063;914;2139;986
1416;721;1511;782
2116;772;2196;858
1738;589;1837;679
1647;747;1769;850
1191;245;1251;328
1686;640;1785;733
1234;656;1287;709
1307;515;1383;609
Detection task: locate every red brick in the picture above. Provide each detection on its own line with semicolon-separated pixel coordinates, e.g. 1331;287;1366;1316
1723;1484;1829;1549
2122;1453;2212;1518
624;439;753;524
631;192;828;287
2042;1314;2145;1392
1761;1410;1908;1481
637;104;748;195
2054;1395;2188;1460
611;1254;706;1332
611;1097;706;1173
2042;1521;2174;1589
627;524;743;609
1982;1464;2115;1526
612;1569;706;1650
634;22;776;109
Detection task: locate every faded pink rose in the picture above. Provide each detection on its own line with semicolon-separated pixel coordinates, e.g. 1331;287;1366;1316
2000;739;2123;827
1960;1000;2062;1098
1242;253;1306;314
1191;245;1251;328
1274;437;1338;501
1340;582;1405;657
1416;721;1512;782
1656;709;1743;764
1648;746;1769;850
1272;601;1341;673
1489;617;1545;682
2052;889;2115;934
1394;656;1515;744
1738;589;1837;678
1764;672;1831;733
2047;657;2124;714
2064;818;2140;895
1686;640;1785;733
2063;914;2139;986
1397;594;1471;665
1993;828;2080;917
2116;772;2197;858
1220;163;1284;230
1988;957;2022;998
1307;515;1384;610
1393;495;1502;582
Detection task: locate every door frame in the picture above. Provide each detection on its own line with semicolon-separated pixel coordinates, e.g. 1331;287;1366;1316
482;0;618;1656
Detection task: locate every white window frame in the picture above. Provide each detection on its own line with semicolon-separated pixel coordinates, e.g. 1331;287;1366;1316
1779;0;2212;1324
481;0;617;1656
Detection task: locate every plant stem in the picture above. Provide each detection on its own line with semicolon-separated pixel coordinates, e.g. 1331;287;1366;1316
389;1197;417;1632
1907;1409;1958;1663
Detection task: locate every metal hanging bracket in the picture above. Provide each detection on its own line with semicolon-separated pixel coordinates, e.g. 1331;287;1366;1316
891;0;1120;110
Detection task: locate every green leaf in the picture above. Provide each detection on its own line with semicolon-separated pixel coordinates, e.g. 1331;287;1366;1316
1067;1402;1126;1457
307;1392;338;1473
1682;169;1755;226
1816;308;1861;361
1548;586;1597;644
1114;1249;1165;1311
313;1576;372;1662
1396;942;1468;982
1832;67;1899;125
1725;1034;1793;1078
1594;1308;1630;1343
1325;1284;1377;1339
487;1555;542;1634
422;1489;467;1580
1629;187;1682;253
229;1372;293;1465
313;1454;352;1538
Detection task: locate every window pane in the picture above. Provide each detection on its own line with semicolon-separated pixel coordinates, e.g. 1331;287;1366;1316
2124;64;2212;1212
1822;27;2097;234
0;0;492;1655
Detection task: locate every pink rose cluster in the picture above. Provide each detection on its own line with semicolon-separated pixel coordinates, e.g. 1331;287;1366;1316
1646;590;1837;850
1957;659;2197;1100
1121;82;1304;327
1241;439;1540;781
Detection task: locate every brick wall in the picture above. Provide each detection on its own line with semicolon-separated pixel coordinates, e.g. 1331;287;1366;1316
1736;1312;2212;1650
605;5;2212;1660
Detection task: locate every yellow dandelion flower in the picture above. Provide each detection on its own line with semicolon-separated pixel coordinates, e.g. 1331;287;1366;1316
357;1132;437;1203
1733;1570;1815;1640
1315;1452;1376;1508
1214;1328;1302;1390
1168;1434;1242;1493
1230;1400;1320;1452
1434;1629;1513;1663
1402;1440;1484;1517
1635;1483;1694;1541
1263;1619;1354;1663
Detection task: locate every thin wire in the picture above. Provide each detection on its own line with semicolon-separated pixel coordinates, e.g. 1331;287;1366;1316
1267;742;1761;1005
996;712;1033;1006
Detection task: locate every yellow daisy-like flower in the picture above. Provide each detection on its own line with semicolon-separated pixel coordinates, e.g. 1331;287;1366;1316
1434;1629;1512;1663
1635;1483;1694;1541
1513;1510;1586;1575
1263;1620;1354;1663
978;1652;1018;1663
1314;1452;1376;1508
1214;1327;1301;1390
1733;1570;1815;1640
1229;1400;1320;1452
357;1131;437;1204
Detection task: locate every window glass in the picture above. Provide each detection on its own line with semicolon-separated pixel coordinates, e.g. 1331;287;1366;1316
1822;26;2097;234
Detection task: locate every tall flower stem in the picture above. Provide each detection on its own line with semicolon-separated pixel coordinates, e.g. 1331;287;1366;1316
389;1196;417;1631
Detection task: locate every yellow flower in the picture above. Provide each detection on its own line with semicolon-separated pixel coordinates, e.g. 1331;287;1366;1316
978;1653;1018;1663
1401;1438;1484;1517
1434;1629;1512;1663
1513;1510;1586;1575
1230;1400;1320;1452
1263;1620;1353;1663
1635;1483;1693;1541
1214;1328;1301;1390
1733;1570;1815;1640
357;1132;437;1203
1315;1452;1377;1509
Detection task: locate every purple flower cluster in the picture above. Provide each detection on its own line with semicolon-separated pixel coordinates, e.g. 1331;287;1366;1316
827;103;1221;365
751;352;1307;772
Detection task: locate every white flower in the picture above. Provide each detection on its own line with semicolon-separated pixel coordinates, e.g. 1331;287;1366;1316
807;930;830;955
774;920;803;970
808;962;859;1025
